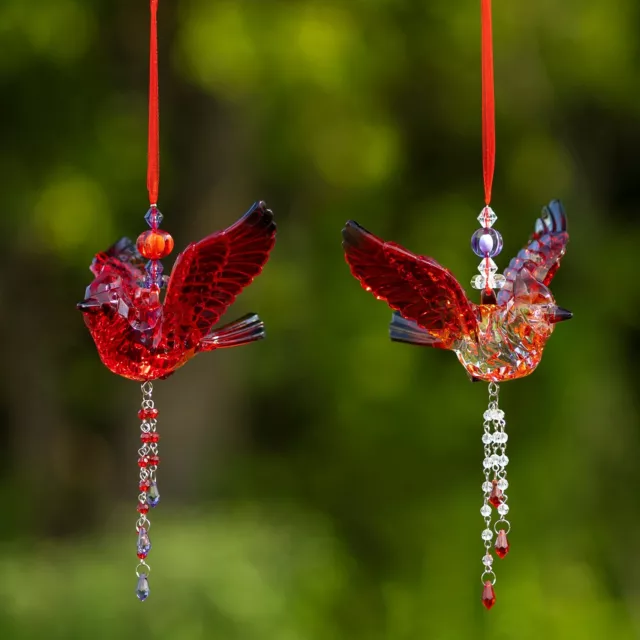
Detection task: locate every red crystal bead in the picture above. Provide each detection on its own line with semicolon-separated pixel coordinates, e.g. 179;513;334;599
138;408;159;421
482;580;496;610
489;479;502;508
137;503;150;515
148;455;160;466
139;479;151;492
136;229;174;260
495;529;510;558
140;432;160;444
138;456;150;468
137;552;148;560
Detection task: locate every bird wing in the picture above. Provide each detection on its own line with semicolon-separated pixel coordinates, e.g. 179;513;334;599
90;237;146;281
342;221;477;348
162;201;276;346
497;200;569;305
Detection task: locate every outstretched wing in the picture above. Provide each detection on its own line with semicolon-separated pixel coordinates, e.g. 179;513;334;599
342;221;477;348
90;237;146;280
162;201;276;346
497;200;569;305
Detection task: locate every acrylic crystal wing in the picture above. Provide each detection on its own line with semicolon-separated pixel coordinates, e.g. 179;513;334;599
162;201;276;345
90;237;146;280
342;221;477;348
497;200;569;305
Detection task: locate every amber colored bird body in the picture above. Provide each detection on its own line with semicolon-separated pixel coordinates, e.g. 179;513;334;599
343;200;571;383
78;202;276;382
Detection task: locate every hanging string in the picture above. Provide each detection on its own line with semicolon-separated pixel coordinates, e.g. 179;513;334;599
147;0;160;205
481;0;495;206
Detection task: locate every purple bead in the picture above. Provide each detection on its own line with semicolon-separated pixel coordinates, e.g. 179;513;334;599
144;260;164;289
471;228;503;258
144;206;163;229
147;482;160;508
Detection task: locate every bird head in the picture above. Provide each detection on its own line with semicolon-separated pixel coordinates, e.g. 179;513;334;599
508;269;572;340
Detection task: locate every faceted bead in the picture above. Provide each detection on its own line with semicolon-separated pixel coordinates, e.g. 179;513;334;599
480;505;491;518
471;228;503;258
482;481;493;493
477;258;498;275
483;457;492;469
498;455;509;467
139;479;151;492
482;433;492;444
138;456;150;468
144;260;165;289
478;207;498;228
489;480;502;508
145;206;163;229
482;580;496;610
481;528;493;541
138;408;159;421
147;481;160;508
148;455;160;467
482;553;494;567
497;503;509;516
497;479;509;491
137;526;152;558
137;502;150;515
137;230;174;260
495;529;510;558
136;573;150;602
141;432;160;444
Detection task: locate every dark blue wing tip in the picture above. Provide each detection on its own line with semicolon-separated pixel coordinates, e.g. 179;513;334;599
342;220;370;248
245;201;275;232
541;199;567;233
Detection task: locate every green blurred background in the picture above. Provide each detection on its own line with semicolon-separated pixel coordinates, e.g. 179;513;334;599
0;0;638;638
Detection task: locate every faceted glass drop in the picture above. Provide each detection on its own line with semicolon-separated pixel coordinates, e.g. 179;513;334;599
137;503;150;515
145;206;163;229
137;526;152;558
147;482;160;508
136;573;150;602
482;580;496;610
495;529;510;558
471;228;503;258
489;480;502;508
478;207;498;228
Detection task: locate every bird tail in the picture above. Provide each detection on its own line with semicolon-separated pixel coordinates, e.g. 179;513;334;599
199;313;265;351
389;312;443;347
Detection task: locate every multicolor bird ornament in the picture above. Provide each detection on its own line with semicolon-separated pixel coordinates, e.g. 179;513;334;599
342;200;570;383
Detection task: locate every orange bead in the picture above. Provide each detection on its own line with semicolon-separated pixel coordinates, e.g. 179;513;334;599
137;229;174;260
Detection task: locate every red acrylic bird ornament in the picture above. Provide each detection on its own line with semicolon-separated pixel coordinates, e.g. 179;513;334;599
342;200;571;383
78;201;276;382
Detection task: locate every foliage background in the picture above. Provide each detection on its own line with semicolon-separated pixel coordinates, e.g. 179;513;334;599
0;0;639;638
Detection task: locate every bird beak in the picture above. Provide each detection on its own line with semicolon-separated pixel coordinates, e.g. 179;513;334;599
77;297;101;312
548;307;573;323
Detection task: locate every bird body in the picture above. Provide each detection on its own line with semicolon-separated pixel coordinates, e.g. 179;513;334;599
78;202;276;382
343;200;571;383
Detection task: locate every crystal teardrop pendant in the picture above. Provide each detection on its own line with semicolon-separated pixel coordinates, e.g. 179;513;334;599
147;481;160;507
136;573;150;602
482;580;496;610
495;529;510;558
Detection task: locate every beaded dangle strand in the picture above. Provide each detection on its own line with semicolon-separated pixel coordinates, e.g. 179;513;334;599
471;0;510;610
134;0;172;601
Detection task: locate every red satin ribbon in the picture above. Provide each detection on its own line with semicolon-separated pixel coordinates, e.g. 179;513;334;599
481;0;495;206
147;0;160;205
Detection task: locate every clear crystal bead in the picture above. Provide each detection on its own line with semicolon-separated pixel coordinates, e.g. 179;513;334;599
497;479;509;491
482;528;494;541
498;455;509;467
494;410;505;421
492;432;503;444
482;481;493;493
483;409;494;421
490;454;500;467
481;505;492;517
477;207;498;228
497;503;510;516
477;258;498;275
471;275;485;290
493;274;506;289
482;553;494;567
483;457;493;469
136;573;150;601
482;433;492;444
